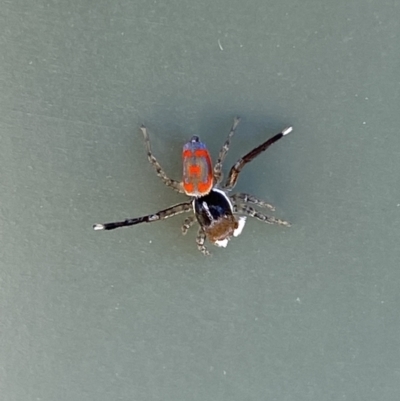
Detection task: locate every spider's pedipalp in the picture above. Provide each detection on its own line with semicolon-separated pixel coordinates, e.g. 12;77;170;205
140;125;184;193
215;238;229;247
233;216;247;237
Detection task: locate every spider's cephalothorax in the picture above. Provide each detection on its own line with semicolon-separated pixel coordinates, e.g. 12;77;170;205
93;118;293;255
193;188;247;248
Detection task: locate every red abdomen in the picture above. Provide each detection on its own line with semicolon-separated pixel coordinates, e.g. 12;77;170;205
182;136;213;197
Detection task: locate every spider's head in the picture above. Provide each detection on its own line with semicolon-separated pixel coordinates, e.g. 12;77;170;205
194;188;246;248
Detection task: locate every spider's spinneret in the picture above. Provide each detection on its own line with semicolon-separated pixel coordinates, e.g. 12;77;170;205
182;136;213;197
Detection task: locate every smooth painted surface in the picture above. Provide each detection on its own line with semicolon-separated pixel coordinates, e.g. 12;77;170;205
1;0;399;400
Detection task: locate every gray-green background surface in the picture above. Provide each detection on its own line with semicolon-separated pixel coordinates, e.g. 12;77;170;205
1;1;399;400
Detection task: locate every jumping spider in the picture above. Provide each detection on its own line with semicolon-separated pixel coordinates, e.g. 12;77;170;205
93;117;292;255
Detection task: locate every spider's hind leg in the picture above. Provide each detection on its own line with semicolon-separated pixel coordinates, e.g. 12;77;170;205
140;125;184;193
213;117;241;185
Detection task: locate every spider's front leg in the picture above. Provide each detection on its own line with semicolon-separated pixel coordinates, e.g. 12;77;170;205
233;204;291;227
230;192;275;211
195;227;210;256
224;126;293;191
140;125;184;193
181;215;197;235
93;201;192;231
213;117;241;185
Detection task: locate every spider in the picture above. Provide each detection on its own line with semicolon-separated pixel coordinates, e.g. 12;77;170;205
93;117;293;255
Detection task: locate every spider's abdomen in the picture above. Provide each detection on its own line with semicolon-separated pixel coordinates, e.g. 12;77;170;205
182;136;213;196
194;189;246;247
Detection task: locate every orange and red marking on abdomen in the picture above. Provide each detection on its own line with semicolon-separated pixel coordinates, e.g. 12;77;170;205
182;136;213;197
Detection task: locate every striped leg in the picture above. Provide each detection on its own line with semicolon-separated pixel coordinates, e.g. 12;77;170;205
233;205;291;227
213;117;241;184
181;215;197;235
230;192;275;211
196;227;210;255
140;125;184;193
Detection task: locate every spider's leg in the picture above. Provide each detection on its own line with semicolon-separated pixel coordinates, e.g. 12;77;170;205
213;117;241;184
181;215;197;235
230;192;275;211
93;201;192;231
223;126;293;191
233;204;291;227
196;227;210;256
140;125;184;193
